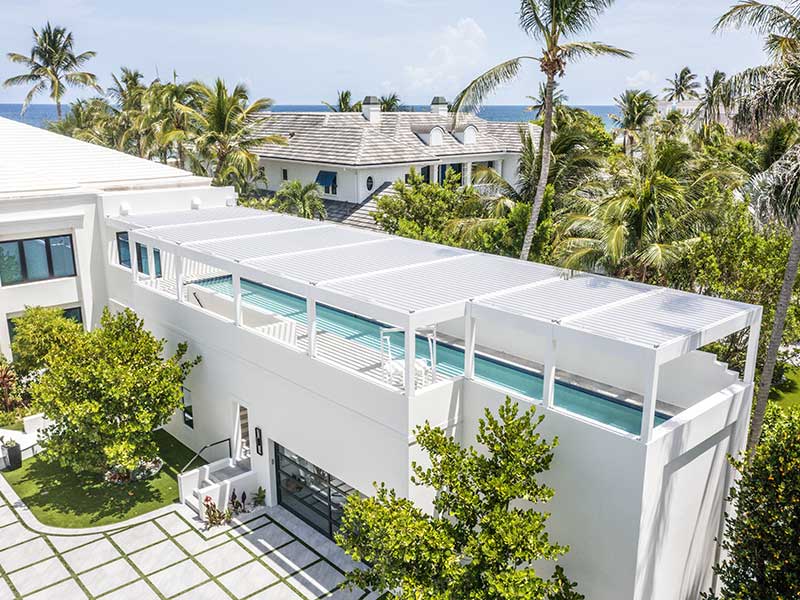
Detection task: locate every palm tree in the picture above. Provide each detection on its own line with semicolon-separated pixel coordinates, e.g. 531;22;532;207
717;2;800;450
715;1;800;61
379;93;401;112
178;78;285;183
611;89;658;155
272;180;327;220
322;90;361;112
452;0;632;262
663;67;700;102
526;81;568;118
4;23;101;118
695;70;730;124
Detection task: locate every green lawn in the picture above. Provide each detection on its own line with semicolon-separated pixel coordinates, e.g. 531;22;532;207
2;429;203;528
1;419;24;432
770;367;800;411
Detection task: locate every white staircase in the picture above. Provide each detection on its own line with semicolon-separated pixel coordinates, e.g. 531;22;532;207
179;457;257;519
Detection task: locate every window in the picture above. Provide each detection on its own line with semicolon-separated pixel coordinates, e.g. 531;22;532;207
0;235;76;286
315;171;338;196
7;306;82;343
282;168;288;181
116;232;162;277
182;387;194;429
366;176;374;191
421;166;431;183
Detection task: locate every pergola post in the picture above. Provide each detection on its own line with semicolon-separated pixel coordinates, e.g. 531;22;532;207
147;245;156;284
743;318;762;384
405;324;416;399
464;304;477;379
232;274;242;327
542;328;556;408
640;353;660;443
175;254;184;303
307;297;317;357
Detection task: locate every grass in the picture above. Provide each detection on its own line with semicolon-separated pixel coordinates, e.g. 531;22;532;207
2;429;204;528
0;419;24;432
769;366;800;411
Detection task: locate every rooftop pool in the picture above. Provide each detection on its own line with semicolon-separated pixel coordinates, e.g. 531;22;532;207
196;276;668;436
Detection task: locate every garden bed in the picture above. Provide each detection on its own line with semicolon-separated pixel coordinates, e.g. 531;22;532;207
1;429;204;528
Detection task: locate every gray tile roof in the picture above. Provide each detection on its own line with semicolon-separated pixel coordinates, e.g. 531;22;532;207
249;112;536;167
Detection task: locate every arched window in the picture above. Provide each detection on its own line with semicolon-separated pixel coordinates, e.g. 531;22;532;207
366;176;374;191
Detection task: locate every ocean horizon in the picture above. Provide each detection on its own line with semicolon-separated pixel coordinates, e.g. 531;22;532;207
0;103;620;130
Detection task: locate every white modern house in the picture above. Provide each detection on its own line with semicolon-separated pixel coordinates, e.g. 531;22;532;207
0;116;763;600
249;97;533;228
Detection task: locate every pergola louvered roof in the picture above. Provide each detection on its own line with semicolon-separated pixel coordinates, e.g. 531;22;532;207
109;206;760;362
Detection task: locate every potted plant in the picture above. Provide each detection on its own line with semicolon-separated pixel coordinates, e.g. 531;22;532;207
1;436;21;471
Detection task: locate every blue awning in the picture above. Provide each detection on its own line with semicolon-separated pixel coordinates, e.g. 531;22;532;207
316;171;337;187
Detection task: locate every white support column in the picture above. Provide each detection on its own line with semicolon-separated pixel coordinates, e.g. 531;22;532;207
542;328;557;408
232;274;242;327
464;162;473;186
129;234;138;283
307;297;317;357
405;324;416;399
175;255;184;303
743;318;762;384
464;304;477;379
495;158;503;175
431;163;440;184
147;245;156;284
640;354;660;443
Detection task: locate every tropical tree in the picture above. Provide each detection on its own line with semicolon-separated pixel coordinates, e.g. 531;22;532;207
527;81;569;118
379;93;401;112
4;23;101;118
715;1;800;61
695;70;730;124
9;306;83;380
336;397;581;600
611;89;658;154
323;90;362;112
178;78;285;184
272;180;327;220
452;0;632;261
663;66;700;102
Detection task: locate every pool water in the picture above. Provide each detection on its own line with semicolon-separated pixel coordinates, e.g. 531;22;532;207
196;276;668;436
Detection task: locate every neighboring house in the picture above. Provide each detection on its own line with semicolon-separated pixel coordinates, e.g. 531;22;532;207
1;117;764;600
249;96;534;226
657;99;734;127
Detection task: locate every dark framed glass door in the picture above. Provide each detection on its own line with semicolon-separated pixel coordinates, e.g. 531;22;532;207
274;444;357;539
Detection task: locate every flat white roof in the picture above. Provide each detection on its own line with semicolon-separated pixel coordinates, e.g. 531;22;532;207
110;206;761;361
0;117;208;197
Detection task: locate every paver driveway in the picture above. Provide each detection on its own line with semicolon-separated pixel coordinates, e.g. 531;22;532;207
0;485;380;600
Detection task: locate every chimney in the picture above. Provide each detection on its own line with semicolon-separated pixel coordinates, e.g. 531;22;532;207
430;96;448;115
362;96;381;123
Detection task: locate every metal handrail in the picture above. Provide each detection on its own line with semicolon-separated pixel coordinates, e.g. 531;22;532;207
180;437;231;473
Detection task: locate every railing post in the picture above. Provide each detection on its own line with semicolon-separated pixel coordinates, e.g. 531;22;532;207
147;245;156;284
176;254;184;303
640;352;660;443
464;304;477;379
405;323;416;399
542;326;556;408
232;274;242;327
129;233;138;283
307;297;317;358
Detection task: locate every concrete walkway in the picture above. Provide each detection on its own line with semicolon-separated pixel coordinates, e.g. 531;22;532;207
0;473;381;600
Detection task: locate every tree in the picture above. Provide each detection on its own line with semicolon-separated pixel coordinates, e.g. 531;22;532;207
379;93;401;112
178;78;285;184
527;81;568;118
703;406;800;599
336;397;580;600
4;22;101;118
31;308;200;475
663;66;700;101
715;1;800;62
695;70;730;125
610;89;658;155
322;90;362;112
272;180;327;220
452;0;632;262
9;306;83;379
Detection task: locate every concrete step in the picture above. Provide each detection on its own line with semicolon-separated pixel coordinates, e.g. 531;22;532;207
184;494;200;514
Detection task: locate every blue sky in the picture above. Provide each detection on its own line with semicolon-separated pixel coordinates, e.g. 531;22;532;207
1;0;768;106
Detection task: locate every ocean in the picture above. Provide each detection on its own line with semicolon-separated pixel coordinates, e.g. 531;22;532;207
0;103;620;130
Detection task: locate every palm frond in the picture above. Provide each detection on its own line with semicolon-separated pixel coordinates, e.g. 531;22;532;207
451;56;535;117
559;41;634;62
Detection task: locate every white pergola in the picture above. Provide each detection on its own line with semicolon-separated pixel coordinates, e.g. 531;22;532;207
109;206;762;440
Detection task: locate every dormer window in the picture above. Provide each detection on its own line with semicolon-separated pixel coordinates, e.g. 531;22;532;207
413;125;446;147
454;124;478;145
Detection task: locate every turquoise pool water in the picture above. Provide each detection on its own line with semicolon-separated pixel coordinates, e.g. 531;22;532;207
195;276;668;436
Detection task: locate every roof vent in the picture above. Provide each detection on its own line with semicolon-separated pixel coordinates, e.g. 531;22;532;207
119;202;131;216
191;197;202;210
430;96;448;115
362;96;381;123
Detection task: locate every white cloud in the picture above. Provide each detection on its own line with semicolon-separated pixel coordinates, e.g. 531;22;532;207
625;69;658;90
401;18;488;98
